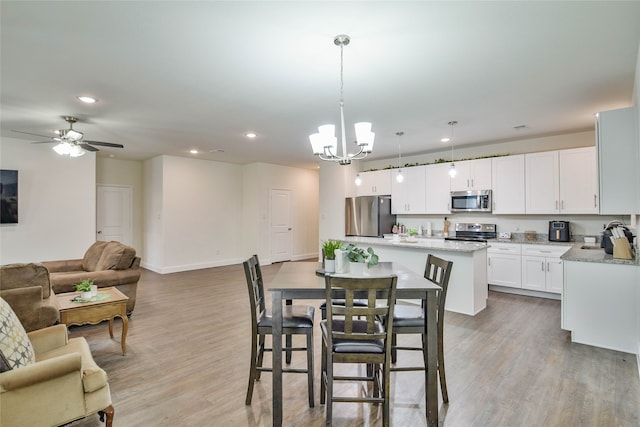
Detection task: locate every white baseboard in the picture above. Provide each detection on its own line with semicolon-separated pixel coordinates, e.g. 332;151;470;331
489;284;561;301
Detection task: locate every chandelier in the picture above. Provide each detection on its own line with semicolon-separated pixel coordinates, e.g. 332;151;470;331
309;34;374;165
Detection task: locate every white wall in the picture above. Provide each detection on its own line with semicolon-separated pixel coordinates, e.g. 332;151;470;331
0;137;96;264
96;157;144;257
141;156;319;273
242;162;320;264
318;162;353;252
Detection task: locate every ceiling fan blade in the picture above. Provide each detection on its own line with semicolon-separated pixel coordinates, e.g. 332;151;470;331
12;129;54;139
83;140;124;148
79;143;99;152
31;140;57;144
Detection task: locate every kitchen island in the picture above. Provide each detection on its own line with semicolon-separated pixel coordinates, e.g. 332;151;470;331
561;246;639;353
343;236;488;316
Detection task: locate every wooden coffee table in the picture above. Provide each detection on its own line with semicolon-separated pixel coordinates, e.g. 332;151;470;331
55;286;129;355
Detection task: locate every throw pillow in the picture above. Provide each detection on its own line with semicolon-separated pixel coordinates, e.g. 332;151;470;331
96;241;136;270
83;241;109;271
0;297;35;372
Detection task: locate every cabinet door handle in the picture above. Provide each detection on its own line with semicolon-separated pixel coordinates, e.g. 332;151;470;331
555;200;559;210
594;194;597;208
546;262;550;272
541;262;545;271
488;257;491;266
471;179;474;187
561;200;565;210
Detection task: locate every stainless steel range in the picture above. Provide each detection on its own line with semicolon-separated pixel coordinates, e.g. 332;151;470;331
445;223;496;243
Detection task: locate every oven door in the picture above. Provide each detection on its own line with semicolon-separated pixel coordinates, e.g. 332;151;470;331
450;190;492;212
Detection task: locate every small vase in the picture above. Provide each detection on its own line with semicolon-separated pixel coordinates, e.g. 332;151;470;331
81;291;93;300
90;285;98;297
349;262;365;275
325;259;336;273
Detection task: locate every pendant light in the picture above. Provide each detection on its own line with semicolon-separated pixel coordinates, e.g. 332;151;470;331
447;121;458;178
395;131;404;183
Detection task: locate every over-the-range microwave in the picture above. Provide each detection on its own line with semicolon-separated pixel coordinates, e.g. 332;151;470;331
450;190;492;212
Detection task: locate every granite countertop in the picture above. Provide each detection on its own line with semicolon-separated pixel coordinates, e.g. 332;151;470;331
343;236;487;253
561;245;639;266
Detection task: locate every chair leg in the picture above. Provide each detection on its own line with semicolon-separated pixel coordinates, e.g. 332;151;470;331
246;332;259;405
391;333;398;364
437;333;449;403
306;331;314;408
98;404;114;427
383;364;390;427
320;340;327;405
286;333;293;364
325;352;333;426
256;334;266;381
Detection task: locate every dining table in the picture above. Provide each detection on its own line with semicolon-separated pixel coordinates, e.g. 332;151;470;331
268;261;441;426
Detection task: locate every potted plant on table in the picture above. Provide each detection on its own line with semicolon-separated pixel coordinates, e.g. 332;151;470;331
75;279;96;300
322;239;342;273
344;243;379;275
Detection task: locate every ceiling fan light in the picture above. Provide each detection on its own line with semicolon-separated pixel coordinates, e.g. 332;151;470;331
66;129;83;141
69;144;86;157
53;142;70;155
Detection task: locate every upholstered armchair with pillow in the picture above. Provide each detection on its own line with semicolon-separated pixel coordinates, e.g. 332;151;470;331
42;241;141;314
0;263;59;332
0;297;114;427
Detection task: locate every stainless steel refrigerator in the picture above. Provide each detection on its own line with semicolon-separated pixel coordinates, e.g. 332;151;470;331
345;195;396;237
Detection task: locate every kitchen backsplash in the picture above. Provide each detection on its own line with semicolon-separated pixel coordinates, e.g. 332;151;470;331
394;213;634;241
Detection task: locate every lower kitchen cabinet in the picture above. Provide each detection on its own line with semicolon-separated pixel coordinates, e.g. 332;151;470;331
521;244;570;294
487;242;521;288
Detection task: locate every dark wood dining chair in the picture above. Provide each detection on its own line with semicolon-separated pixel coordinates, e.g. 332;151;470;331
320;274;397;426
385;254;453;403
243;255;315;407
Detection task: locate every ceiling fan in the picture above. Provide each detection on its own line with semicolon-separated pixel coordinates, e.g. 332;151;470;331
12;116;124;157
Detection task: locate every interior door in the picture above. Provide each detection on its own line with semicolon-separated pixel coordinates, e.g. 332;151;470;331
96;185;132;245
271;189;292;263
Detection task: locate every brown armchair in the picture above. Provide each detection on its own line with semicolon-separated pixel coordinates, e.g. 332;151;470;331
0;298;114;427
42;241;141;314
0;263;59;332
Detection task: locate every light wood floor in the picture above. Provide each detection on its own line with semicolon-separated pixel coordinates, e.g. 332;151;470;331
68;262;640;427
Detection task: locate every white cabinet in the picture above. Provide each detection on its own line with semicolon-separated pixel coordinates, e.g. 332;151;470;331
521;244;570;294
356;169;391;196
491;155;525;214
597;106;639;214
425;163;451;214
391;166;426;214
525;148;598;214
450;158;492;191
487;243;522;288
563;260;639;353
559;147;598;214
525;151;559;214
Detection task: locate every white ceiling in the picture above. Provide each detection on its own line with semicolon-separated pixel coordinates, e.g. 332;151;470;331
2;1;639;169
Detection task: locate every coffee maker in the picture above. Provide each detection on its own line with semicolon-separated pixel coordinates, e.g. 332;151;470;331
549;221;571;242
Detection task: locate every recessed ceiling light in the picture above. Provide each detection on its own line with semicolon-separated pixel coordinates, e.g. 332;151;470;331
77;96;98;104
190;149;198;154
246;132;257;139
441;137;450;143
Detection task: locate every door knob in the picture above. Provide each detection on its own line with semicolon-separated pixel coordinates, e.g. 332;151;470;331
97;231;102;234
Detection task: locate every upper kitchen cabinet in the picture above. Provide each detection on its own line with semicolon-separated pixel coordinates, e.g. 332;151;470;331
596;106;639;214
425;163;452;214
525;151;560;214
492;155;525;214
391;165;426;214
356;169;392;196
558;147;598;214
525;147;598;214
450;158;492;191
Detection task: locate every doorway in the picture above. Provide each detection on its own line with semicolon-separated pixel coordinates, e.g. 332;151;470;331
270;189;292;263
96;184;132;245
